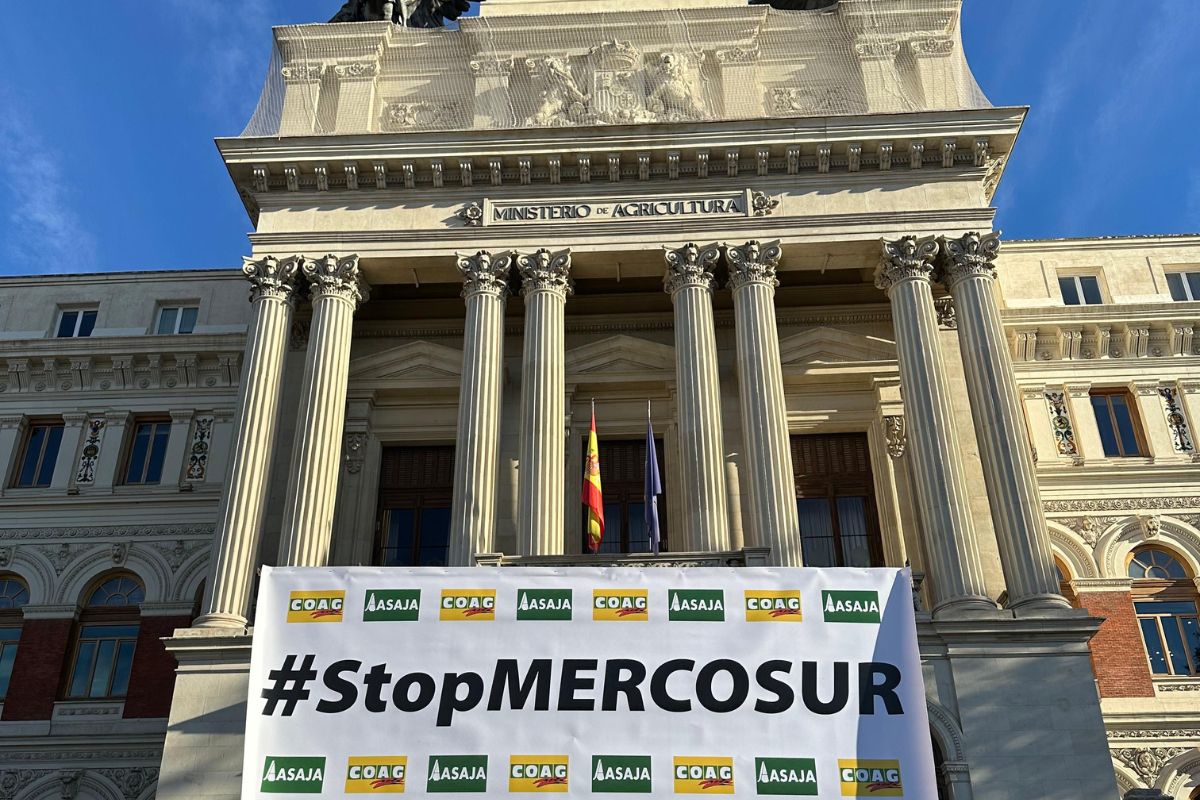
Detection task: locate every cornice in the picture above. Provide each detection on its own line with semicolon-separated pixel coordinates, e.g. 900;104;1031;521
0;332;247;356
0;268;242;287
1003;234;1200;253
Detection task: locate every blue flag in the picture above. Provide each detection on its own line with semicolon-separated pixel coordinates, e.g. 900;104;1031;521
645;405;663;554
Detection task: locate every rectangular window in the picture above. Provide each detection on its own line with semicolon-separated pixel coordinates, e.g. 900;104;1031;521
123;419;172;485
156;306;198;335
1058;275;1103;306
1135;600;1199;676
791;433;883;568
580;438;667;554
376;446;455;567
0;628;19;699
56;309;98;338
66;623;139;699
1166;272;1200;302
14;422;64;488
1090;391;1145;457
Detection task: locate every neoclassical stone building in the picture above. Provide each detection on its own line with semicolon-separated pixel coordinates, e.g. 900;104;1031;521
0;1;1198;798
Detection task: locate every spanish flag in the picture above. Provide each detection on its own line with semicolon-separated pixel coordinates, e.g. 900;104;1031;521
582;404;605;552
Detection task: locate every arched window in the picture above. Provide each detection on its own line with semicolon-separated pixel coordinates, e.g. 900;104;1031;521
1128;546;1199;677
0;574;30;700
66;573;144;699
1054;557;1076;606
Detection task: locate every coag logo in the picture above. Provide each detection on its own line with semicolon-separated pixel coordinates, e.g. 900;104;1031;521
673;757;734;794
591;756;651;794
517;589;573;621
837;760;902;797
668;589;725;622
427;755;488;793
286;591;345;623
744;590;802;622
261;756;325;794
509;755;569;793
754;758;818;796
593;589;648;621
439;589;496;621
346;756;407;794
822;591;881;623
363;590;420;622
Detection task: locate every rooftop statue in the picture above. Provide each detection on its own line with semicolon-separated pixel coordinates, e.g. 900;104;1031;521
329;0;473;28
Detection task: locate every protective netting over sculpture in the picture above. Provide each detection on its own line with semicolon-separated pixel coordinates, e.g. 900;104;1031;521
241;0;991;139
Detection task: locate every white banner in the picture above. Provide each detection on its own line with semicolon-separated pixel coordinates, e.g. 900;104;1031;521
244;567;935;798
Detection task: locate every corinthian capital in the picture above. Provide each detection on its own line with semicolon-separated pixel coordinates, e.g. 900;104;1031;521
302;254;370;305
242;255;302;304
939;231;1001;286
726;240;782;290
516;248;572;297
457;250;513;299
875;236;938;292
663;242;720;295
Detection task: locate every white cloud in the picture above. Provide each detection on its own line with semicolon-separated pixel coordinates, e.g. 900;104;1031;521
0;91;98;273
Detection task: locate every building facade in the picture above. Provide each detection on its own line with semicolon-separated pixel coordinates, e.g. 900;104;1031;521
0;1;1198;798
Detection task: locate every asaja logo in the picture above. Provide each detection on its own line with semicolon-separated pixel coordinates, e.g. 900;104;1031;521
509;755;569;792
673;757;734;794
744;590;802;622
517;588;573;621
822;590;881;623
261;756;325;794
346;756;407;794
838;760;902;797
363;590;420;622
286;591;344;623
593;589;648;621
668;589;725;622
754;758;818;796
439;589;496;621
591;756;652;794
427;755;488;793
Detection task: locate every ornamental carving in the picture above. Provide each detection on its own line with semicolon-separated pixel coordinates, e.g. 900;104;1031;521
242;255;301;304
854;38;901;60
1159;387;1195;454
875;236;938;292
74;417;106;485
185;416;214;481
332;61;380;80
516;248;573;297
302;254;369;305
940;231;1001;285
1044;391;1079;457
1139;515;1163;540
769;86;853;116
1063;516;1110;547
715;46;760;64
910;37;955;57
457;202;484;227
726;240;782;290
749;190;780;217
646;53;708;122
457;251;513;298
524;56;589;127
884;416;906;459
280;61;323;83
934;297;957;329
1113;747;1188;786
343;433;367;475
469;57;515;78
663;242;721;295
381;100;458;131
582;41;652;125
1045;497;1200;512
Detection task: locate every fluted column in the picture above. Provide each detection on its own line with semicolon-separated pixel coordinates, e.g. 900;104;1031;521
515;248;572;555
195;256;300;629
876;237;994;618
940;232;1070;613
277;255;369;567
448;251;512;566
665;243;730;552
726;240;802;566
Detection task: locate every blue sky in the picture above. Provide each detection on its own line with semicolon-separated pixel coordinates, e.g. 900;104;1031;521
0;0;1196;275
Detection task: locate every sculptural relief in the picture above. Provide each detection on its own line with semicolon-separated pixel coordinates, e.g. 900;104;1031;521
524;57;589;127
647;53;709;122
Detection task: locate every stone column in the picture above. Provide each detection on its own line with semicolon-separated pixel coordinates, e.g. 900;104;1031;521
195;256;300;629
448;251;512;566
665;243;730;553
875;237;994;618
514;248;572;556
940;232;1070;614
277;255;369;568
726;240;802;566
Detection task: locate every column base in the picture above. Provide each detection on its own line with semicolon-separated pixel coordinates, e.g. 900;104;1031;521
932;595;1001;620
1007;592;1081;618
191;611;250;631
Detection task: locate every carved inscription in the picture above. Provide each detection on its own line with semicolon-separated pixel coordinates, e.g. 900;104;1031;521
471;190;778;227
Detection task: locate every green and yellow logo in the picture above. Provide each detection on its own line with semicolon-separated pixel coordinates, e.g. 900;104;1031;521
754;758;818;796
822;591;881;623
363;590;420;622
286;591;344;623
517;589;573;620
591;756;652;793
509;755;569;793
346;756;407;793
427;756;488;793
261;756;325;794
668;589;725;622
593;589;648;621
439;589;496;621
744;590;802;622
838;760;902;797
673;757;734;794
